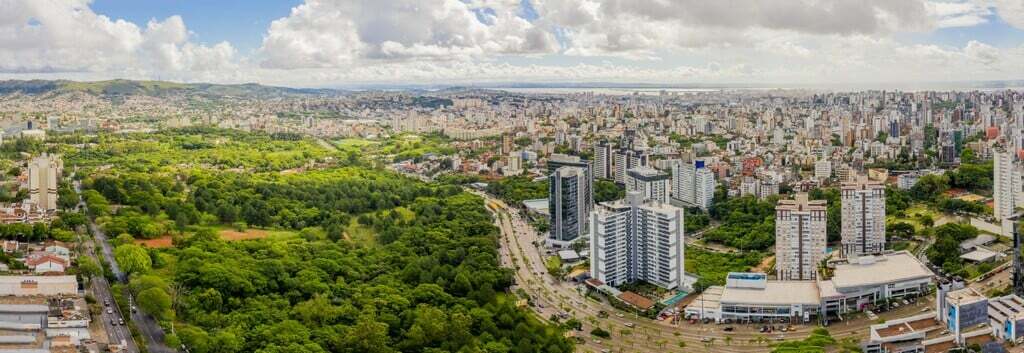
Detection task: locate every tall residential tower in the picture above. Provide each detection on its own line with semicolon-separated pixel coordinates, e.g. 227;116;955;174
775;194;827;281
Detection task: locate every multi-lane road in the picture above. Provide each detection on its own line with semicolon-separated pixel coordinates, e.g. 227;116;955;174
76;180;174;353
480;191;934;353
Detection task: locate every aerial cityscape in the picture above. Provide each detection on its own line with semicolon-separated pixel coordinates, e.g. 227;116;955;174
0;1;1024;353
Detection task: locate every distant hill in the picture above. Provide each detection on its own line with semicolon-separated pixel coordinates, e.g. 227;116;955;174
0;79;345;98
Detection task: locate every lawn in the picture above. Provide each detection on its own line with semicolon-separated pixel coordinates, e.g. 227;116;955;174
888;203;940;231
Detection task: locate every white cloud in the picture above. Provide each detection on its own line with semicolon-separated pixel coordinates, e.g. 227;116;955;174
258;0;558;68
0;0;1022;86
0;0;235;75
992;0;1024;28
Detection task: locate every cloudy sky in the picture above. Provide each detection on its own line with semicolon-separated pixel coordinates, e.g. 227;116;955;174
1;0;1024;87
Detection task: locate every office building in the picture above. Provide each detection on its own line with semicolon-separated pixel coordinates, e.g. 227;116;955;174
28;154;61;211
549;166;589;248
625;167;669;203
841;177;887;257
938;288;989;344
671;160;715;210
594;141;612;180
590;192;686;290
775;194;827;281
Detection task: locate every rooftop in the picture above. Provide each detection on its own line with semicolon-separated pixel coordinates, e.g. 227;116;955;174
719;281;820;306
618;291;656;310
776;193;826;212
829;251;933;291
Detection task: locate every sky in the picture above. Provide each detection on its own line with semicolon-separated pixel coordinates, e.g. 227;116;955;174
2;0;1024;88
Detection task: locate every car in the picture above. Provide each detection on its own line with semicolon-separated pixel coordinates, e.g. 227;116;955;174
118;318;125;325
104;300;110;307
723;326;734;332
106;308;113;314
624;322;635;328
701;337;713;343
615;313;624;318
601;349;610;353
111;319;117;326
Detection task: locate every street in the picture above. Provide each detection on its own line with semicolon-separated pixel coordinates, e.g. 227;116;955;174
77;180;174;353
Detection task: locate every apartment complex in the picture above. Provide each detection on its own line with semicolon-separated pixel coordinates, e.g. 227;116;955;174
625;167;669;203
994;149;1024;235
841;177;887;257
671;160;715;210
775;193;827;281
590;192;686;290
28;154;61;211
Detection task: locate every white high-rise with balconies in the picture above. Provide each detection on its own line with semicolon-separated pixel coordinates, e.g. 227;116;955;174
775;193;827;281
994;149;1024;235
594;141;612;180
590;192;686;290
841;177;886;257
28;154;61;211
625;167;669;203
671;160;715;210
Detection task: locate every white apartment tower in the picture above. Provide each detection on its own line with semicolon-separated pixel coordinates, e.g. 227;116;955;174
672;160;715;210
625;167;670;203
590;192;686;290
594;141;612;180
613;149;648;184
814;159;832;181
841;177;886;257
994;149;1024;221
775;194;827;281
29;154;61;211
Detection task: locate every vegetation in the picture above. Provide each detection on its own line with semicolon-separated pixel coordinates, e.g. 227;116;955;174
69;130;573;353
771;328;859;353
487;176;547;204
705;195;777;250
686;247;764;290
926;223;980;276
594;180;624;203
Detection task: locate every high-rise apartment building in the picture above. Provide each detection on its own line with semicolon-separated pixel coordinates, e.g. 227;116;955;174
841;177;886;257
671;160;715;210
814;159;832;181
625;167;669;203
594;141;612;180
995;149;1024;221
28;154;61;211
775;194;827;281
590;192;686;290
549;166;590;247
613;149;648;184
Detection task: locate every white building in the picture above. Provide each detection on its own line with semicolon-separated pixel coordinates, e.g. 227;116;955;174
590;192;686;290
814;159;832;181
897;172;921;190
671;160;715;210
594;141;612;180
28;154;61;211
994;150;1024;235
625;167;669;203
613;149;648;184
503;153;522;176
775;194;827;281
841;177;886;257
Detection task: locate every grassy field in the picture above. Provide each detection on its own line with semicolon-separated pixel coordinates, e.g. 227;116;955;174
134;227;299;248
888;203;941;231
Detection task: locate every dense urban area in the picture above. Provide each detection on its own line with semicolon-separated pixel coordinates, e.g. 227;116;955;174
0;80;1021;353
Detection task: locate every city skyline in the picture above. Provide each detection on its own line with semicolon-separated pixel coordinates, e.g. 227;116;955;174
2;0;1024;87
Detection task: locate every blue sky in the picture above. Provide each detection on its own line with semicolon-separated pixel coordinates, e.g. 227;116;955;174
91;0;301;53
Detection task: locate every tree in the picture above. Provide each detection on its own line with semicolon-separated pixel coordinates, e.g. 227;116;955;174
137;287;172;320
77;256;101;282
114;244;152;275
960;148;976;164
887;222;916;240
